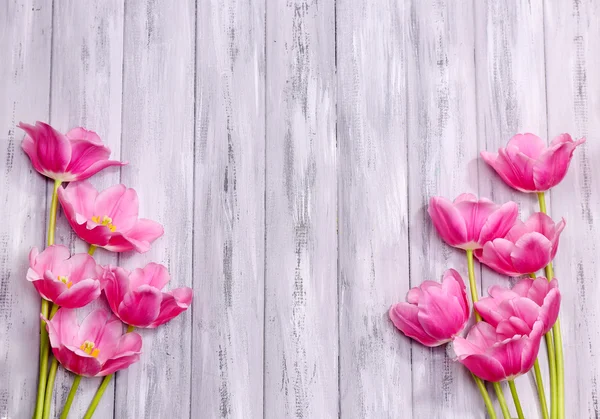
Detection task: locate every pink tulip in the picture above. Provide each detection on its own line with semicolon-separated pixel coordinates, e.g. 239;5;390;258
453;320;544;382
389;269;470;347
27;245;101;308
57;181;164;253
481;133;585;193
19;121;125;182
428;193;519;250
100;263;193;328
475;212;565;276
43;308;142;377
475;277;560;335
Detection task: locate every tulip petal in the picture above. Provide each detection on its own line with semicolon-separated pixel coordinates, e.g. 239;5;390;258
481;151;526;192
101;266;131;316
94;184;139;231
478;201;518;244
52;346;103;377
510;232;552;274
418;287;465;341
502;146;537;192
33;272;68;302
76;159;127;182
65;127;103;144
507;133;546;158
533;135;585;191
149;287;193;328
456;352;507;382
117;219;165;253
389;303;440;347
77;309;110;344
118;286;163;327
476;239;519;276
20;121;72;175
46;308;79;348
474;297;503;327
129;263;170;291
67;253;98;284
428;197;468;247
30;245;71;276
98;332;142;375
539;287;561;333
54;279;101;308
59;181;99;221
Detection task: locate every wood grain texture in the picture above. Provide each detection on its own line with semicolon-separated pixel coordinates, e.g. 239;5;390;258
405;0;481;417
48;1;125;416
336;0;412;417
474;1;549;417
114;0;195;417
0;1;51;417
2;0;600;417
264;0;338;417
544;1;600;417
191;0;265;417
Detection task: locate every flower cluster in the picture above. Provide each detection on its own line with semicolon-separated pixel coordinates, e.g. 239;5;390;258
390;133;583;418
20;121;192;418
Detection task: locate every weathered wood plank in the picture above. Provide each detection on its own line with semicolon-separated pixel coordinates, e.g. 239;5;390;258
474;1;549;417
191;0;265;417
405;0;482;417
0;1;52;417
48;1;124;416
264;0;338;417
336;0;412;417
114;0;195;417
544;1;600;417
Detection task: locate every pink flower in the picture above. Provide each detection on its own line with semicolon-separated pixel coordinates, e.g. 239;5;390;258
428;194;519;250
58;181;164;253
481;133;585;193
100;263;193;328
43;308;142;377
475;277;560;335
389;269;470;347
27;245;101;308
475;212;565;276
19;121;125;182
453;320;544;382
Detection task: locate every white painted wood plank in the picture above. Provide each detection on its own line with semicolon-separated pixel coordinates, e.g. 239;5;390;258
115;0;195;417
336;1;412;418
405;1;482;417
0;1;52;417
264;0;338;417
48;1;124;416
474;1;549;417
191;0;265;418
544;1;600;417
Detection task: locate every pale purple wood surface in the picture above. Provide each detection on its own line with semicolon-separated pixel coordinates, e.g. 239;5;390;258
1;1;598;418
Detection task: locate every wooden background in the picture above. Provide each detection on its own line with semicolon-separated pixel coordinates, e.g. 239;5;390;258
1;0;599;418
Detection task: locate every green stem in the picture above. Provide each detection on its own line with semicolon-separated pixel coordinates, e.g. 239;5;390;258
83;375;112;419
34;300;50;419
508;380;525;419
47;180;61;247
127;324;135;333
472;374;497;419
42;358;58;419
88;244;97;255
537;192;565;419
493;382;512;419
34;180;62;419
545;332;558;419
466;249;482;321
60;375;82;419
533;358;549;419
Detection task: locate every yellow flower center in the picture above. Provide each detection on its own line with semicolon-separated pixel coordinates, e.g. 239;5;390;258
57;275;72;289
80;340;100;358
91;215;117;232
